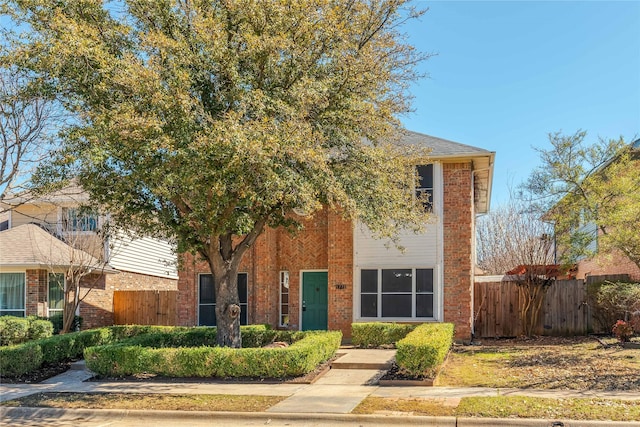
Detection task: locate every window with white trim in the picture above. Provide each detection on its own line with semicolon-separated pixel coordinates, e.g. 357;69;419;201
0;273;26;317
279;271;289;327
416;164;433;211
61;207;98;232
48;273;65;317
198;273;248;326
360;268;434;319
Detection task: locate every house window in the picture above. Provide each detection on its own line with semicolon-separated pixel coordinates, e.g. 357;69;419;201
48;273;65;317
416;164;433;210
61;207;98;232
279;271;289;327
0;273;26;317
198;273;248;326
359;268;434;319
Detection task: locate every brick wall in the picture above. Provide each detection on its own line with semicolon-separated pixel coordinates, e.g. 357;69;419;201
177;208;355;336
25;269;47;317
442;162;474;340
576;250;640;282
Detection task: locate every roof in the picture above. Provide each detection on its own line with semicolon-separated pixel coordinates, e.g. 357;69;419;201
399;130;494;158
1;181;90;207
398;130;495;214
0;224;118;273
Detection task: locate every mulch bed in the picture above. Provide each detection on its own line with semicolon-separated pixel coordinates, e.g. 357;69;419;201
0;362;72;384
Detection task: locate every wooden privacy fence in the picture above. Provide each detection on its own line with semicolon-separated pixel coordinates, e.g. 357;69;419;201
474;279;590;338
113;290;177;326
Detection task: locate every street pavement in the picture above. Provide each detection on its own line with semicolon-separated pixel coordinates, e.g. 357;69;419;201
1;348;639;426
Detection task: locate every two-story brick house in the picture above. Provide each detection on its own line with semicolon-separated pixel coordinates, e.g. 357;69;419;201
0;183;177;329
177;131;495;340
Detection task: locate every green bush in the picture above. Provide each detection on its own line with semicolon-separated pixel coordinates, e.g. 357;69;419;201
85;330;342;378
28;317;54;341
351;322;416;348
587;281;640;333
0;341;43;377
395;323;454;378
0;316;30;346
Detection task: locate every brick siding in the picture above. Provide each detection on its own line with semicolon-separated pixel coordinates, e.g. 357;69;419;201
442;162;474;340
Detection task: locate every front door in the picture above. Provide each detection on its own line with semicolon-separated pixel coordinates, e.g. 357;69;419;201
301;271;328;330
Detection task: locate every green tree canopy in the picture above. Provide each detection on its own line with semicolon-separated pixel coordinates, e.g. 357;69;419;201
2;0;432;346
523;131;640;271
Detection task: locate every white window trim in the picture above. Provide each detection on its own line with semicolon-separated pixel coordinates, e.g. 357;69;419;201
57;206;102;235
47;272;65;318
278;271;290;327
354;266;441;322
0;271;27;317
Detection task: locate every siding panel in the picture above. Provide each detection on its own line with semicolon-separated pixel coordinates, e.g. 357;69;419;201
109;232;177;279
354;223;438;267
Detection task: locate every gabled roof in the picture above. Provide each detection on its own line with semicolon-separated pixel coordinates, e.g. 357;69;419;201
398;130;495;214
0;224;118;273
1;181;89;207
399;130;493;158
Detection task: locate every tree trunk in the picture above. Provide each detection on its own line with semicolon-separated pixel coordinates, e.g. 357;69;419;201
212;267;242;348
61;288;76;334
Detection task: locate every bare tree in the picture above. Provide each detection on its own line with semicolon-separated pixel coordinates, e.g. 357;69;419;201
36;206;116;333
477;199;556;336
0;66;57;207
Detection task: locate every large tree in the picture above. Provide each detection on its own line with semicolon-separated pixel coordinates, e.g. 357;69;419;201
3;0;431;347
476;199;555;336
523;131;640;271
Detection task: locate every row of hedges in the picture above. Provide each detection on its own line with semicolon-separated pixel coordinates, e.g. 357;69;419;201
0;316;54;346
0;324;336;379
84;329;342;378
395;323;454;377
351;322;416;347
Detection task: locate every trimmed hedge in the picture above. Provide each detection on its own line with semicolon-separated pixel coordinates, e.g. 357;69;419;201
85;330;342;378
0;342;43;377
0;316;53;346
395;323;454;377
0;324;332;379
351;322;416;348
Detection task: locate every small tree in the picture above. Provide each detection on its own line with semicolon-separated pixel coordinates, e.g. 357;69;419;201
523;131;640;271
37;206;113;334
477;199;556;336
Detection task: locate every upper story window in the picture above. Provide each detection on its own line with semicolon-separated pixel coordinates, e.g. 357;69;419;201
416;164;433;210
61;207;98;232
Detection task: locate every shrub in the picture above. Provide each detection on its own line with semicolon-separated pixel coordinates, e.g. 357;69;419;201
0;342;43;377
612;320;634;343
84;330;342;378
395;323;454;378
0;316;29;346
27;317;54;341
587;281;640;333
351;322;416;348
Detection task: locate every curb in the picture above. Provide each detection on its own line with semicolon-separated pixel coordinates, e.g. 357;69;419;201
3;408;640;427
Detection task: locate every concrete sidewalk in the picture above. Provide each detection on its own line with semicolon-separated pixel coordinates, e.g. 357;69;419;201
1;347;640;426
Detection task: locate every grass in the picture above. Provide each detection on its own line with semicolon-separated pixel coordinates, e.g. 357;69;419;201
353;396;640;421
437;337;640;390
1;392;285;412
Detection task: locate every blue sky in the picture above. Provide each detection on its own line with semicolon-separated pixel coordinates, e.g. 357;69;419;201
400;1;640;206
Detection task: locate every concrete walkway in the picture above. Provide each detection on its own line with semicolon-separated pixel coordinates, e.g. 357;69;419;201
1;347;640;425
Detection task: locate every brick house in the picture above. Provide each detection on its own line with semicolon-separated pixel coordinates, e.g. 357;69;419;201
178;131;495;341
0;184;177;329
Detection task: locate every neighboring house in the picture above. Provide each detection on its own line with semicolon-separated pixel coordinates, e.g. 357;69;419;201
0;184;178;329
553;139;640;282
178;131;495;341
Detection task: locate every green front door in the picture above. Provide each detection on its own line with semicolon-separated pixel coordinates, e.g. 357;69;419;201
302;271;328;331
